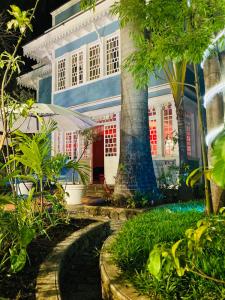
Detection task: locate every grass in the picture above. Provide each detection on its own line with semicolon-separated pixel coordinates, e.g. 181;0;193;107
111;201;204;272
110;201;225;299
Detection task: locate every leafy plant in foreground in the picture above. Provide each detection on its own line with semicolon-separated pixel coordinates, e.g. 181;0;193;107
187;130;225;189
148;209;225;297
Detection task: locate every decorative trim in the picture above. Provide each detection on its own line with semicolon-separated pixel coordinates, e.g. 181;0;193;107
23;0;117;63
17;64;52;90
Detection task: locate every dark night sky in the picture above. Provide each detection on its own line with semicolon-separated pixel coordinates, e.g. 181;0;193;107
1;1;68;38
0;0;69;72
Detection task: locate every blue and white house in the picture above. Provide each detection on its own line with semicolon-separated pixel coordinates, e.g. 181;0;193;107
18;0;201;184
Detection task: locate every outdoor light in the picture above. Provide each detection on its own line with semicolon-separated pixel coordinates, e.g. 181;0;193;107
205;124;224;146
203;81;225;108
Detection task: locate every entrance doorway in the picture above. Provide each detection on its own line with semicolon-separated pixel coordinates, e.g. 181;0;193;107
92;126;104;183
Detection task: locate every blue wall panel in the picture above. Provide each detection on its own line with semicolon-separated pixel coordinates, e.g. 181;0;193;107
53;74;121;107
55;21;120;58
55;2;81;25
38;76;52;104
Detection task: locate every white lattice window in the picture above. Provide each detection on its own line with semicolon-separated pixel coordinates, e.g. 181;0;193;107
105;124;117;157
89;44;100;80
71;51;84;86
56;58;66;90
65;132;78;160
148;107;157;156
163;103;174;156
106;36;119;75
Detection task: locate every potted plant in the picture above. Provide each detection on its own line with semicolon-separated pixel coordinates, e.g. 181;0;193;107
62;129;98;205
62;159;90;205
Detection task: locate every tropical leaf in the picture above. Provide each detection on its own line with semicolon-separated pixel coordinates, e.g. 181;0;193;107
171;239;185;276
9;247;27;273
186;168;203;188
147;247;162;279
19;226;35;248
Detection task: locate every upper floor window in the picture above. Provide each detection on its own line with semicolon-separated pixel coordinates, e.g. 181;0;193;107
106;36;119;75
71;51;84;86
55;34;120;92
89;44;101;81
56;58;66;90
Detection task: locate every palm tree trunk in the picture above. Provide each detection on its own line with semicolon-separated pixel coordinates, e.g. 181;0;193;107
113;23;157;200
176;100;188;168
203;55;225;213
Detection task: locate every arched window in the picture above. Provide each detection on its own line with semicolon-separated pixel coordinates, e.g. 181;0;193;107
163;103;174;156
148;107;157;156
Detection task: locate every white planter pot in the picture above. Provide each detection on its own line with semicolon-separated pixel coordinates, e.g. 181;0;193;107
63;184;85;205
15;182;33;196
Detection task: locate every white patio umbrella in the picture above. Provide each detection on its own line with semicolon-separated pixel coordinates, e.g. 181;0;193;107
5;103;96;133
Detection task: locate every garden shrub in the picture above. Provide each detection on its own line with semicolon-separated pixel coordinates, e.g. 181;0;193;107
111;202;203;272
147;209;225;299
110;202;219;299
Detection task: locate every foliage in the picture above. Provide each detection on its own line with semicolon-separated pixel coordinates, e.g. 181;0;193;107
0;191;39;273
186;130;225;189
158;163;190;190
111;202;203;272
0;1;76;276
164;61;187;108
147;209;225;299
126;191;162;209
0;12;18;53
110;0;225;88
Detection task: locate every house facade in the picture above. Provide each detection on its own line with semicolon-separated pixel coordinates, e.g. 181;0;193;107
18;0;201;184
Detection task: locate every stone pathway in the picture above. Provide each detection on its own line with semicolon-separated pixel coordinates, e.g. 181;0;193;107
60;219;124;300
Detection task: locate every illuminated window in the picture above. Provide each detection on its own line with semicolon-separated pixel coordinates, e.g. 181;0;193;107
163;103;174;156
71;51;84;86
105;124;117;157
89;44;100;80
65;132;78;160
185;112;193;157
148;107;157;156
56;58;66;90
106;36;120;75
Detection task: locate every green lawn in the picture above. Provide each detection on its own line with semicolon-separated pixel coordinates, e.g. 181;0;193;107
110;201;225;299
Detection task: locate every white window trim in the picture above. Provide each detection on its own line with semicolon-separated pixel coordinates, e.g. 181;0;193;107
55;55;67;91
88;40;102;81
104;31;120;76
53;31;121;92
70;46;87;87
53;71;121;95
